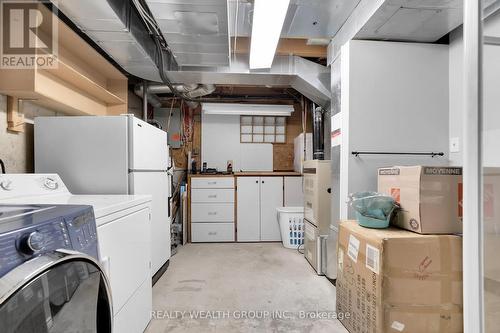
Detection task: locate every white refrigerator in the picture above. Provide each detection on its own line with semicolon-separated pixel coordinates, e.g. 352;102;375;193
34;115;171;275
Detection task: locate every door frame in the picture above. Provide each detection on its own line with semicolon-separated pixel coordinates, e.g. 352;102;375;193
463;0;484;331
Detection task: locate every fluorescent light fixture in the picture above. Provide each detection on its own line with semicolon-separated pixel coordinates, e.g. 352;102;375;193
249;0;290;69
203;103;294;116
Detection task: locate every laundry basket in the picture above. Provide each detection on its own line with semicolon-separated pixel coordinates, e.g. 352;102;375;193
277;207;305;249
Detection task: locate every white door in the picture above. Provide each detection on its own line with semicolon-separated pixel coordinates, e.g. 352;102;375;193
129;116;169;171
97;206;151;316
260;177;283;241
284;176;304;206
236;177;260;241
129;171;171;274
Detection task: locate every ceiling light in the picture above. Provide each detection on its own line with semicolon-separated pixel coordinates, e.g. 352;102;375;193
203;103;294;116
249;0;290;69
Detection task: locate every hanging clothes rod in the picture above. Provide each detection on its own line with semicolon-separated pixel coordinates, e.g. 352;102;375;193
351;151;444;157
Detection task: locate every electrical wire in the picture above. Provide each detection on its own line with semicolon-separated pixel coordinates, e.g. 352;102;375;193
166;97;175;132
131;0;252;105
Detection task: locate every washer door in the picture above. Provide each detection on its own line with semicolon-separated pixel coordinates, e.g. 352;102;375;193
0;252;112;333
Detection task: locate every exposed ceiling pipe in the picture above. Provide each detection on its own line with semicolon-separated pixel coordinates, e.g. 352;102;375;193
135;83;199;95
134;83;217;109
133;86;162;109
142;81;148;121
312;104;325;160
184;84;216;99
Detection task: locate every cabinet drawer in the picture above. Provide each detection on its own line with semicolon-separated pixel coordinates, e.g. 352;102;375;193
191;189;234;203
191;177;234;189
191;223;235;242
191;203;234;222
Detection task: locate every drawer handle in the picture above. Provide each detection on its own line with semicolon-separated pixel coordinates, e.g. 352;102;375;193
208;194;217;198
208;181;217;185
208;212;218;215
208;232;218;235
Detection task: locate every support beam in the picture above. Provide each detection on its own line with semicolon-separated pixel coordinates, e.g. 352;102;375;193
233;37;327;58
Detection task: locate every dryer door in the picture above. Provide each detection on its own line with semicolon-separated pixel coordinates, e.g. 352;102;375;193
0;252;112;333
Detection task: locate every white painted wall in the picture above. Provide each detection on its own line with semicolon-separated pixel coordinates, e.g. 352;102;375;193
201;113;273;171
449;11;500;167
338;40;450;219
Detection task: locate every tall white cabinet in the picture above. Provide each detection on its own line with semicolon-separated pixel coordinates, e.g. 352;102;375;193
237;176;283;241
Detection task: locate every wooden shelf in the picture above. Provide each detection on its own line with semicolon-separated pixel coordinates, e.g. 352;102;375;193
0;5;127;117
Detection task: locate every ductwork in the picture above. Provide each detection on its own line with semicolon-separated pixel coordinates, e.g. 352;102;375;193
134;83;217;108
52;0;177;81
164;55;331;108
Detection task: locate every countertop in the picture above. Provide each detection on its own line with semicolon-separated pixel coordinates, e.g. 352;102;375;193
188;171;301;177
234;171;301;177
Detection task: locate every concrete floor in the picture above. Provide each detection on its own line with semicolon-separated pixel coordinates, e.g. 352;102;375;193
145;243;348;333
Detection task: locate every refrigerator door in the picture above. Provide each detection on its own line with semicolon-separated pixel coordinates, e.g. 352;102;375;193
35;116;129;194
129;171;171;274
129;117;169;171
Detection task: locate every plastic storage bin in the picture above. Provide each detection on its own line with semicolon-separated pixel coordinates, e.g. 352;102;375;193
277;207;305;249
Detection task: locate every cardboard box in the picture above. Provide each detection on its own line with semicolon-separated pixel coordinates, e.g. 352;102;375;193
378;166;463;234
336;221;463;333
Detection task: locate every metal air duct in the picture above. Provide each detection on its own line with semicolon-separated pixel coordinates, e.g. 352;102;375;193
164;55;331;108
51;0;177;81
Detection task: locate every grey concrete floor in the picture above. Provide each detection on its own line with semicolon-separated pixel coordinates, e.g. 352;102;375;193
145;243;349;333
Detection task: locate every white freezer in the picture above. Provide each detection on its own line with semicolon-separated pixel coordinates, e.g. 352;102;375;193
35;115;172;275
35;116;130;194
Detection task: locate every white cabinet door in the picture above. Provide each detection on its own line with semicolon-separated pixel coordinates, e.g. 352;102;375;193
97;206;151;316
260;177;283;241
236;177;260;241
284;176;304;207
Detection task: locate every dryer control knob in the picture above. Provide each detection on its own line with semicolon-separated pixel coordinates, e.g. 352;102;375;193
43;178;59;190
0;179;12;191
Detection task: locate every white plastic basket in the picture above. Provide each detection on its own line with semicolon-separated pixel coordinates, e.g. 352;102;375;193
276;207;305;249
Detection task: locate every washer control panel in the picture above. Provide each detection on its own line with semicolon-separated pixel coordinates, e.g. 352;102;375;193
0;204;98;278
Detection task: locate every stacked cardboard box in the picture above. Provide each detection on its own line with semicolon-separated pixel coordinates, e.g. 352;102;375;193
336;221;463;333
378;166;462;234
337;166;465;332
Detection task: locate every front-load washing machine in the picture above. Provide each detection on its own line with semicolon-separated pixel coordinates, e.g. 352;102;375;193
0;204;113;332
0;174;153;333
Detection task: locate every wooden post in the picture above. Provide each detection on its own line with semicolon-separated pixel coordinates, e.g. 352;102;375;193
6;96;25;133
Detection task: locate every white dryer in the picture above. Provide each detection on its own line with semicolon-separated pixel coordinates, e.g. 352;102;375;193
0;174;153;333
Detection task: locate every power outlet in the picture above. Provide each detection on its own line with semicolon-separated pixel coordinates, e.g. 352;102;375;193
450;137;460;153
